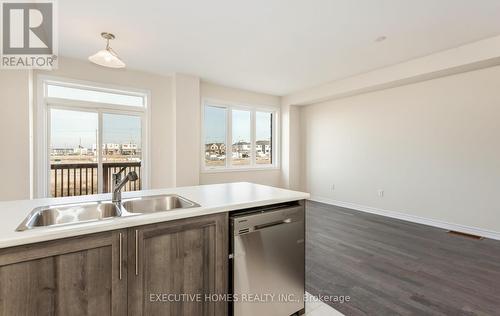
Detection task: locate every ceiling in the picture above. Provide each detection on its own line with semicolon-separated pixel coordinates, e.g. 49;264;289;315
59;0;500;96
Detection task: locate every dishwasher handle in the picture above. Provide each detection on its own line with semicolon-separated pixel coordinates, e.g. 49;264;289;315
254;218;292;231
232;205;304;236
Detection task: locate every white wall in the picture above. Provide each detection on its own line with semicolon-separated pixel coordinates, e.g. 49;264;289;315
0;71;31;201
301;65;500;233
281;104;301;190
200;82;282;187
174;74;200;186
34;57;176;192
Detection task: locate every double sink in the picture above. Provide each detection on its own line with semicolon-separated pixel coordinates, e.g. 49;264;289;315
16;195;200;231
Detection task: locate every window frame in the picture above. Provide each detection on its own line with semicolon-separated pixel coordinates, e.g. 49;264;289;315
200;98;280;173
35;75;151;198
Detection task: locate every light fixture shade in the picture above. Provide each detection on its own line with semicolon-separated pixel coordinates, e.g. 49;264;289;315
88;48;126;68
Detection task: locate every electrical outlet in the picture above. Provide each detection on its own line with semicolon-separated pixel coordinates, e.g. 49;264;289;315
378;189;384;197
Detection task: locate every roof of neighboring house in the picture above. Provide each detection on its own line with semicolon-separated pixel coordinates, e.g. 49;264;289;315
205;142;225;146
233;141;251;145
256;140;270;145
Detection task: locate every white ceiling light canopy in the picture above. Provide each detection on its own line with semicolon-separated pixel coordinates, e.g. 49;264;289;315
88;32;126;68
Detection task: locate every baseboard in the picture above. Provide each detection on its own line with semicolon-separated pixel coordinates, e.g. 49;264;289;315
309;195;500;241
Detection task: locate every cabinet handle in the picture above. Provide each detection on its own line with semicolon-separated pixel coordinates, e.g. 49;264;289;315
119;233;123;280
135;229;139;276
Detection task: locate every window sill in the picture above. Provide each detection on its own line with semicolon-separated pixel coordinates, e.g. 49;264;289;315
200;166;281;174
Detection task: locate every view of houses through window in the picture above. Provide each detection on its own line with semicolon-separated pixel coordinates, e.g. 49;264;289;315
232;109;251;166
255;111;272;165
50;109;143;197
204;105;227;167
50;109;99;197
204;103;275;169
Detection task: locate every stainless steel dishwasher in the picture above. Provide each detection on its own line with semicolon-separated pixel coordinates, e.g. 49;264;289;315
230;202;305;316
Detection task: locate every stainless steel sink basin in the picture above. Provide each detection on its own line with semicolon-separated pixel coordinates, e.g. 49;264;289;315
122;194;200;213
16;202;121;231
16;194;200;231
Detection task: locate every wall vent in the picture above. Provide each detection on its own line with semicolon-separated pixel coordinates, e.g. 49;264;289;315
447;230;483;240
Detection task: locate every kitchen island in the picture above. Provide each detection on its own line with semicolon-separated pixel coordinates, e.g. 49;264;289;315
0;182;309;316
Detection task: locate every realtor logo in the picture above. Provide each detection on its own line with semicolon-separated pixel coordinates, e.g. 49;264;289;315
1;0;57;69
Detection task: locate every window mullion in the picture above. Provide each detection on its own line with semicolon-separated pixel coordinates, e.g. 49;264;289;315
45;107;51;197
251;109;256;167
271;111;275;166
226;106;232;168
97;111;103;194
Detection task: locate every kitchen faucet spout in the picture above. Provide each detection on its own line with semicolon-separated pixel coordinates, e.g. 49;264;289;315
112;169;138;203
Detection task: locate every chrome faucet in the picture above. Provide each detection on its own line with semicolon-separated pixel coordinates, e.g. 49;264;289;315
112;168;139;203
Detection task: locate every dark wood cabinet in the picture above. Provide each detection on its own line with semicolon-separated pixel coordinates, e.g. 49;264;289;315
128;213;228;316
0;230;127;316
0;213;228;316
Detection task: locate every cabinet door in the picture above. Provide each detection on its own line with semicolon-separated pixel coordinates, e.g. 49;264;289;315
0;230;127;316
128;213;228;316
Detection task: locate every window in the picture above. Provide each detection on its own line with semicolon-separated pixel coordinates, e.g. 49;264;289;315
47;83;145;107
231;109;251;166
202;101;278;171
37;76;149;198
203;105;227;167
50;109;99;196
255;111;273;165
102;113;143;193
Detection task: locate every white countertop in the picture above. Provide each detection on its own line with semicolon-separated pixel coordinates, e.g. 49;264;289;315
0;182;309;249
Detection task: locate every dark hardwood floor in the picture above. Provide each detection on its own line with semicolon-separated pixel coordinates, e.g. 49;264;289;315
305;200;500;316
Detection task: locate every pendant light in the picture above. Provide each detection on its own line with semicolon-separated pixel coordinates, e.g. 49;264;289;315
88;32;126;68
